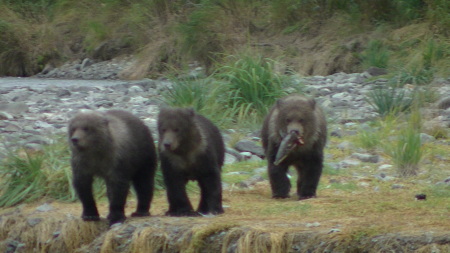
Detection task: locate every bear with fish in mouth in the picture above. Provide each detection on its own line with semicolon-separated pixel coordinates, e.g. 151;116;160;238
261;95;327;200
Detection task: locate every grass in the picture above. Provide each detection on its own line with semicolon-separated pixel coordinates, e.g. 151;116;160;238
216;54;288;124
0;126;449;251
0;137;165;207
383;113;423;177
365;85;413;117
1;0;449;79
359;40;389;69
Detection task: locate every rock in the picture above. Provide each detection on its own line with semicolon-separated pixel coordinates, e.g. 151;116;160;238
351;153;380;163
27;218;43;227
339;159;361;168
234;140;265;158
420;133;435;143
56;89;71;97
436;96;450;110
366;67;388;76
0;102;28;114
337;141;353;150
36;203;54;212
81;58;94;69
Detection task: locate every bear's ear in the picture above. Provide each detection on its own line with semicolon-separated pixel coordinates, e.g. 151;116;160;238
310;98;316;108
276;98;285;108
185;107;195;117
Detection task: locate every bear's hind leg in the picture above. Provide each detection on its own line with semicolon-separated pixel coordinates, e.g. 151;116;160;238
130;168;154;217
197;170;223;215
106;180;130;225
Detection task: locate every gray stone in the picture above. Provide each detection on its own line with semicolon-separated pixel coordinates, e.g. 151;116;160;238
81;58;94;69
0;102;28;114
436;96;450;110
36;203;54;212
56;89;71;97
27;218;43;227
339;159;360;168
420;133;435;143
351;153;380;163
234;140;264;158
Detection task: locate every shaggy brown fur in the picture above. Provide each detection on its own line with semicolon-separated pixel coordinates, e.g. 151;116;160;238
261;95;327;200
68;110;157;225
157;107;225;216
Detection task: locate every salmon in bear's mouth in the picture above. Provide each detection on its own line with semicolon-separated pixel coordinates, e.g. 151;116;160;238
274;131;305;165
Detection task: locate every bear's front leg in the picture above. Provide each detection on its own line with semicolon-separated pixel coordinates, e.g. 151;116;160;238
73;172;100;221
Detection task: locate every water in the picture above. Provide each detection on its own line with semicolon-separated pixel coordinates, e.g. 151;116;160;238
0;77;129;88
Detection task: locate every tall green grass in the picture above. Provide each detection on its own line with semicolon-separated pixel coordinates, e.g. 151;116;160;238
384;120;422;177
373;110;423;177
0;139;75;207
0;137;165;207
216;55;288;124
161;76;217;115
359;40;389;69
366;86;413;117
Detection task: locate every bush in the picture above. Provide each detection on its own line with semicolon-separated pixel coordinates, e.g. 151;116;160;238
366;86;413;117
0;138;165;207
359;40;389;69
161;77;214;113
384;124;422;177
216;55;287;123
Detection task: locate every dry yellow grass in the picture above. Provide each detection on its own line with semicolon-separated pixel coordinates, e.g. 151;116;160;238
0;171;449;253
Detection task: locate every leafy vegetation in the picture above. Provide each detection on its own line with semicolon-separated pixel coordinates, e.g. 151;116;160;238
216;55;288;123
0;137;165;207
366;86;413;117
0;0;449;77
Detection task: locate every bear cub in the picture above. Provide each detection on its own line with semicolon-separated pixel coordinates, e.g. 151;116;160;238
261;95;327;200
157;107;225;216
68;110;157;225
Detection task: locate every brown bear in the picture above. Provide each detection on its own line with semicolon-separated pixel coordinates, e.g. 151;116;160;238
68;110;157;225
261;94;327;200
157;107;225;216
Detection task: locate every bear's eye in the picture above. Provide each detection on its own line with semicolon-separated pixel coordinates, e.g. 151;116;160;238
173;128;179;133
83;127;90;132
285;118;292;123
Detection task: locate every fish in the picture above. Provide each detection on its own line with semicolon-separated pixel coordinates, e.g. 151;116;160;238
274;131;305;166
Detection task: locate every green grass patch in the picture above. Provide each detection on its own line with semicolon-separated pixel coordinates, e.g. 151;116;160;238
0;137;165;207
366;85;413;117
359;40;389;69
216;54;288;124
258;202;311;215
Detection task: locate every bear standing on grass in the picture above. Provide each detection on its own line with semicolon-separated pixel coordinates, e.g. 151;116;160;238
261;95;327;200
68;110;157;225
157;107;225;216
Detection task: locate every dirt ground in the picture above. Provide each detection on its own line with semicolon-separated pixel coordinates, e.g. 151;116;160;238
1;177;449;253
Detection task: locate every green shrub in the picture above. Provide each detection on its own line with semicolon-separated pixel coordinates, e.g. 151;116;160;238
359;40;389;69
0;138;165;207
384;125;422;177
0;139;75;207
216;55;287;123
177;4;224;68
355;128;381;151
426;0;450;36
366;86;413;117
392;67;435;86
162;77;213;113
